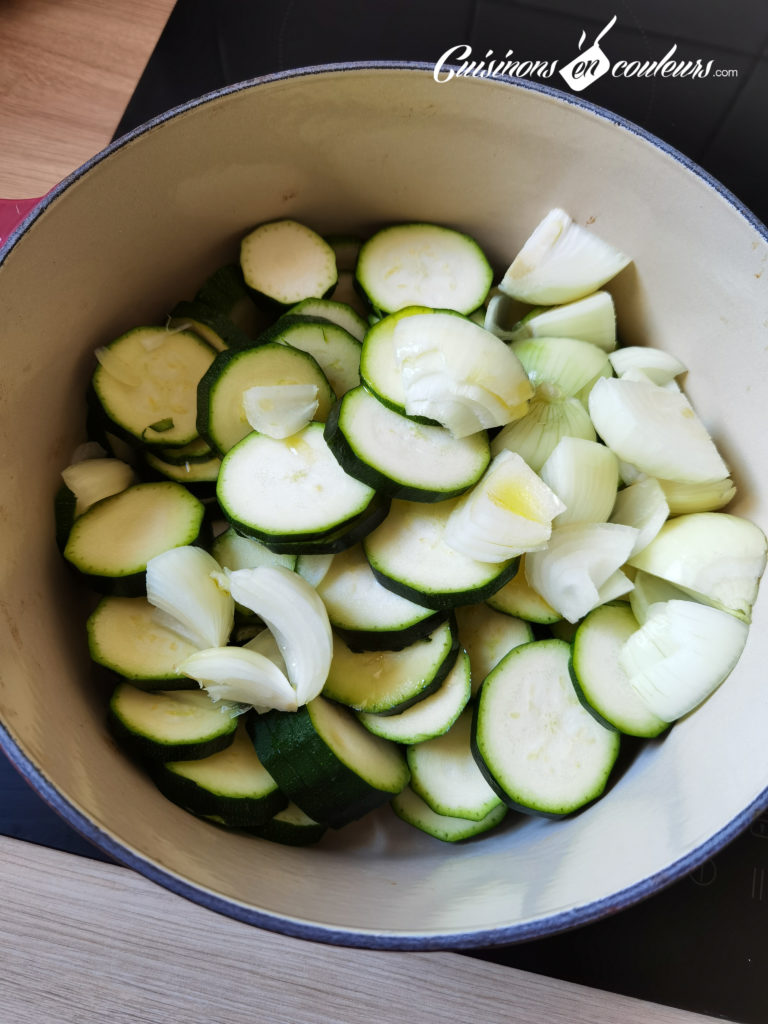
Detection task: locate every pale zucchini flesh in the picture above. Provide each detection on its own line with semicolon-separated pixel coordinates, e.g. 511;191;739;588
324;385;490;502
87;596;200;687
322;619;458;715
216;423;377;547
92;327;216;448
391;785;507;843
357;649;471;745
363;498;518;609
108;683;238;762
473;639;621;817
408;709;503;821
197;342;334;455
63;482;205;591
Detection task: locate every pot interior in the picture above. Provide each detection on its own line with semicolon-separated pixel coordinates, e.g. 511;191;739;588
1;66;767;947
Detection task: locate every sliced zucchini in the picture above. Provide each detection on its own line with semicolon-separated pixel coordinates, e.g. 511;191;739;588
168;299;255;351
358;305;446;417
143;450;221;495
246;802;327;846
240;220;337;306
408;709;503;821
197;342;334;456
363;498;518;610
324;386;490;502
153;722;287;827
570;603;669;737
472;639;621;817
314;543;444;650
391;785;507;843
330;268;372;317
87;596;200;688
193;263;266;336
216;423;378;551
108;682;238;763
355;223;493;315
156;436;215;465
357;649;471;745
322;618;459;715
54;483;77;551
324;234;363;272
60;457;136;518
454;602;533;696
92;327;216;449
258;315;361;397
249;695;410;828
283;297;367;341
63;482;205;595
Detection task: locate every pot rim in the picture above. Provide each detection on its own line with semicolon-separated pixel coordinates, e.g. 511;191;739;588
2;59;767;951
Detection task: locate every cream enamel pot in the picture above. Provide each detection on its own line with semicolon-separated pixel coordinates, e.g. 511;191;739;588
1;64;767;949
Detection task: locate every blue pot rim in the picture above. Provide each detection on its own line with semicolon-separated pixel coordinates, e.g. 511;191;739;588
2;60;767;950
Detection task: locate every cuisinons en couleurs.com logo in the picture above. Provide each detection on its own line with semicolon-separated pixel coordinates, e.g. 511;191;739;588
433;16;733;90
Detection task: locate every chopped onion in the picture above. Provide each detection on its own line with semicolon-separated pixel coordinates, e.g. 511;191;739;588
628;512;767;623
588;376;730;484
244;628;288;673
445;450;566;562
511;336;611;402
499;208;631;305
94;346;142;388
608;346;686;385
540;437;619;525
505;292;617;351
658;476;736;515
69;441;108;463
146;546;234;650
609;477;669;556
242;383;319;439
61;458;136;517
525;521;639;623
179;647;298;713
491;384;596;473
619;599;749;722
227;565;332;705
394;312;533;437
629;569;697;625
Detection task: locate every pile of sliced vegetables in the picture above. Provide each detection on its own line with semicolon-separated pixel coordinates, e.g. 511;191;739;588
57;210;767;844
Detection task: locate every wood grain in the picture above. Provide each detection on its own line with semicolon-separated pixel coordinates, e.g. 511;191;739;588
0;835;722;1024
0;0;175;197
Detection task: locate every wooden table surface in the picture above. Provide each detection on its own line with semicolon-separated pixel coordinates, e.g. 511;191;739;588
0;3;730;1021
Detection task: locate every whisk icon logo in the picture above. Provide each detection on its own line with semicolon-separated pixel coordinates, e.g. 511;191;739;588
559;15;617;92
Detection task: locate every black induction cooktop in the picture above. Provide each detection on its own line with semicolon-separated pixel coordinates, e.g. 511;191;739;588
3;3;768;1021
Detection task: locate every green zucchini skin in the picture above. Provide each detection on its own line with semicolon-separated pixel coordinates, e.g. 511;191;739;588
332;609;448;653
224;490;391;556
367;556;520;612
249;702;409;829
323;618;460;716
151;725;288;827
169;299;256;351
196;342;335;457
391;786;507;843
107;685;238;764
62;482;207;596
470;640;621;818
323;391;489;503
54;482;77;552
